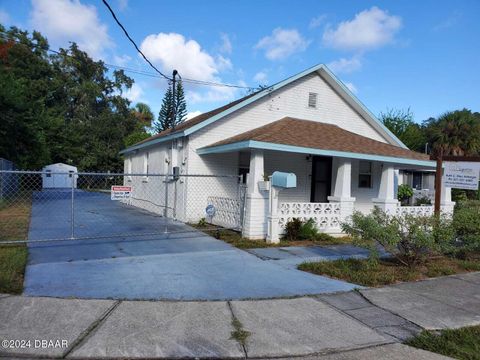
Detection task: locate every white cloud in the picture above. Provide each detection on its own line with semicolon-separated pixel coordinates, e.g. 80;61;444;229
186;111;202;120
0;9;11;24
216;55;232;71
113;54;132;66
323;7;401;51
255;28;309;60
309;14;327;29
30;0;113;59
124;83;143;102
186;85;238;104
344;82;357;94
140;32;224;82
219;33;232;54
327;56;362;74
117;0;128;11
253;71;268;84
433;11;462;31
140;32;241;105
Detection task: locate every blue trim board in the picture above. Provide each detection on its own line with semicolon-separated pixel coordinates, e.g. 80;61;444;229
197;140;436;168
119;132;184;155
121;63;406;155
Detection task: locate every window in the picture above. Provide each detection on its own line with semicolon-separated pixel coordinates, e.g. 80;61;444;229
308;92;318;108
46;170;51;178
68;170;74;178
238;168;248;184
358;161;372;188
412;172;422;190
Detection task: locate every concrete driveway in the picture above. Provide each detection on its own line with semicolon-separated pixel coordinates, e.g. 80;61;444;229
25;189;359;300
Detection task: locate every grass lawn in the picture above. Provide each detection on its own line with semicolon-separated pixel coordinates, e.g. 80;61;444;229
0;198;31;294
298;256;480;287
406;325;480;360
189;224;352;249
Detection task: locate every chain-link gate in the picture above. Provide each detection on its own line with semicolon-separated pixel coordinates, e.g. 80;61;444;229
0;170;246;244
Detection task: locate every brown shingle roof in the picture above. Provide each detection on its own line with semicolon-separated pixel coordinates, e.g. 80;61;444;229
204;117;429;161
134;92;259;146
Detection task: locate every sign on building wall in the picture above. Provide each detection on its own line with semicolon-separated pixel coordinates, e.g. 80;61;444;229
111;186;132;200
443;161;480;190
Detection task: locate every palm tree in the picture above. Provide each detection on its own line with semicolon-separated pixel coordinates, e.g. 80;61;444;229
425;109;480;157
132;102;154;129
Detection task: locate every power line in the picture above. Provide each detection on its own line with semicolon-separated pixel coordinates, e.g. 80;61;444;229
100;0;256;91
0;30;257;91
101;0;170;80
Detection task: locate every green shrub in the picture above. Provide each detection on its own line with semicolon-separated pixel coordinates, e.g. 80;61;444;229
452;200;480;256
415;196;432;206
284;218;302;240
397;184;414;204
341;208;454;267
284;218;323;241
299;218;319;240
197;217;207;227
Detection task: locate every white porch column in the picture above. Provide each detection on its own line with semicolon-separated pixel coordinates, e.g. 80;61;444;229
440;184;455;215
328;158;355;221
242;149;268;239
372;163;399;214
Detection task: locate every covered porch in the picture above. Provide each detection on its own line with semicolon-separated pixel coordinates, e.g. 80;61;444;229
198;118;455;240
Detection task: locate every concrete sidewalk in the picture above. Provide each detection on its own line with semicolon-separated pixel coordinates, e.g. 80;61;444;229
1;272;478;359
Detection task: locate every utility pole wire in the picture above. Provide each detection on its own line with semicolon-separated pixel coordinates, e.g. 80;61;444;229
101;0;171;80
0;30;256;90
100;0;256;91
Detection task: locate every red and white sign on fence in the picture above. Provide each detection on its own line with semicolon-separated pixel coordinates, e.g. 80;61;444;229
111;185;132;200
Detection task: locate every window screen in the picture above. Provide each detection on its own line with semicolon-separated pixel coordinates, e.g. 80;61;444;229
358;161;372;188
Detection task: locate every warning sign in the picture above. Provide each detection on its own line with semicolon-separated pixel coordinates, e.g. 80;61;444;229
111;186;132;200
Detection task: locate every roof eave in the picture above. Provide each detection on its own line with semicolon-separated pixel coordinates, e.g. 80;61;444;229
121;62;407;154
319;66;408;149
197;140;434;168
184;63;327;136
119;131;185;155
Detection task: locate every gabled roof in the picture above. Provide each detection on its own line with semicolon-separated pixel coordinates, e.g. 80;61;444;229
120;63;407;155
133;92;259;146
198;118;433;167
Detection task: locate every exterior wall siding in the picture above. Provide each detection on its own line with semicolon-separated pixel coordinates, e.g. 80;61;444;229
123;71;403;229
123;141;189;221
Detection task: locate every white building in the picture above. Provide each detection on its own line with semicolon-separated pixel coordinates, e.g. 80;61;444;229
42;163;77;189
121;64;454;240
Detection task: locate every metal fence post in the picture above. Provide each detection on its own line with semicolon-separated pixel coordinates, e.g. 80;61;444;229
173;179;177;220
164;174;169;233
70;172;75;239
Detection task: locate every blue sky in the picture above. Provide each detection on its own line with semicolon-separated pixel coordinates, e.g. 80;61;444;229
1;0;479;122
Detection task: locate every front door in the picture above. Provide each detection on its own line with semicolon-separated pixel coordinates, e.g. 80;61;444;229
311;156;332;202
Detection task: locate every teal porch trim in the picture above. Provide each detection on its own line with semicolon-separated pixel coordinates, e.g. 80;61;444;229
119;132;184;155
197;140;435;168
121;63;407;155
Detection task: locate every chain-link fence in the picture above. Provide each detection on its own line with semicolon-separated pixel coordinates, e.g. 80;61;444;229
0;170;246;244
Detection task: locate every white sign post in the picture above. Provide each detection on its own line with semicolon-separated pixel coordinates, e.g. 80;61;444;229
443;161;480;190
111;185;132;200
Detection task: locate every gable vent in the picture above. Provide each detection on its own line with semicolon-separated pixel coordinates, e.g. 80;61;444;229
308;92;317;108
